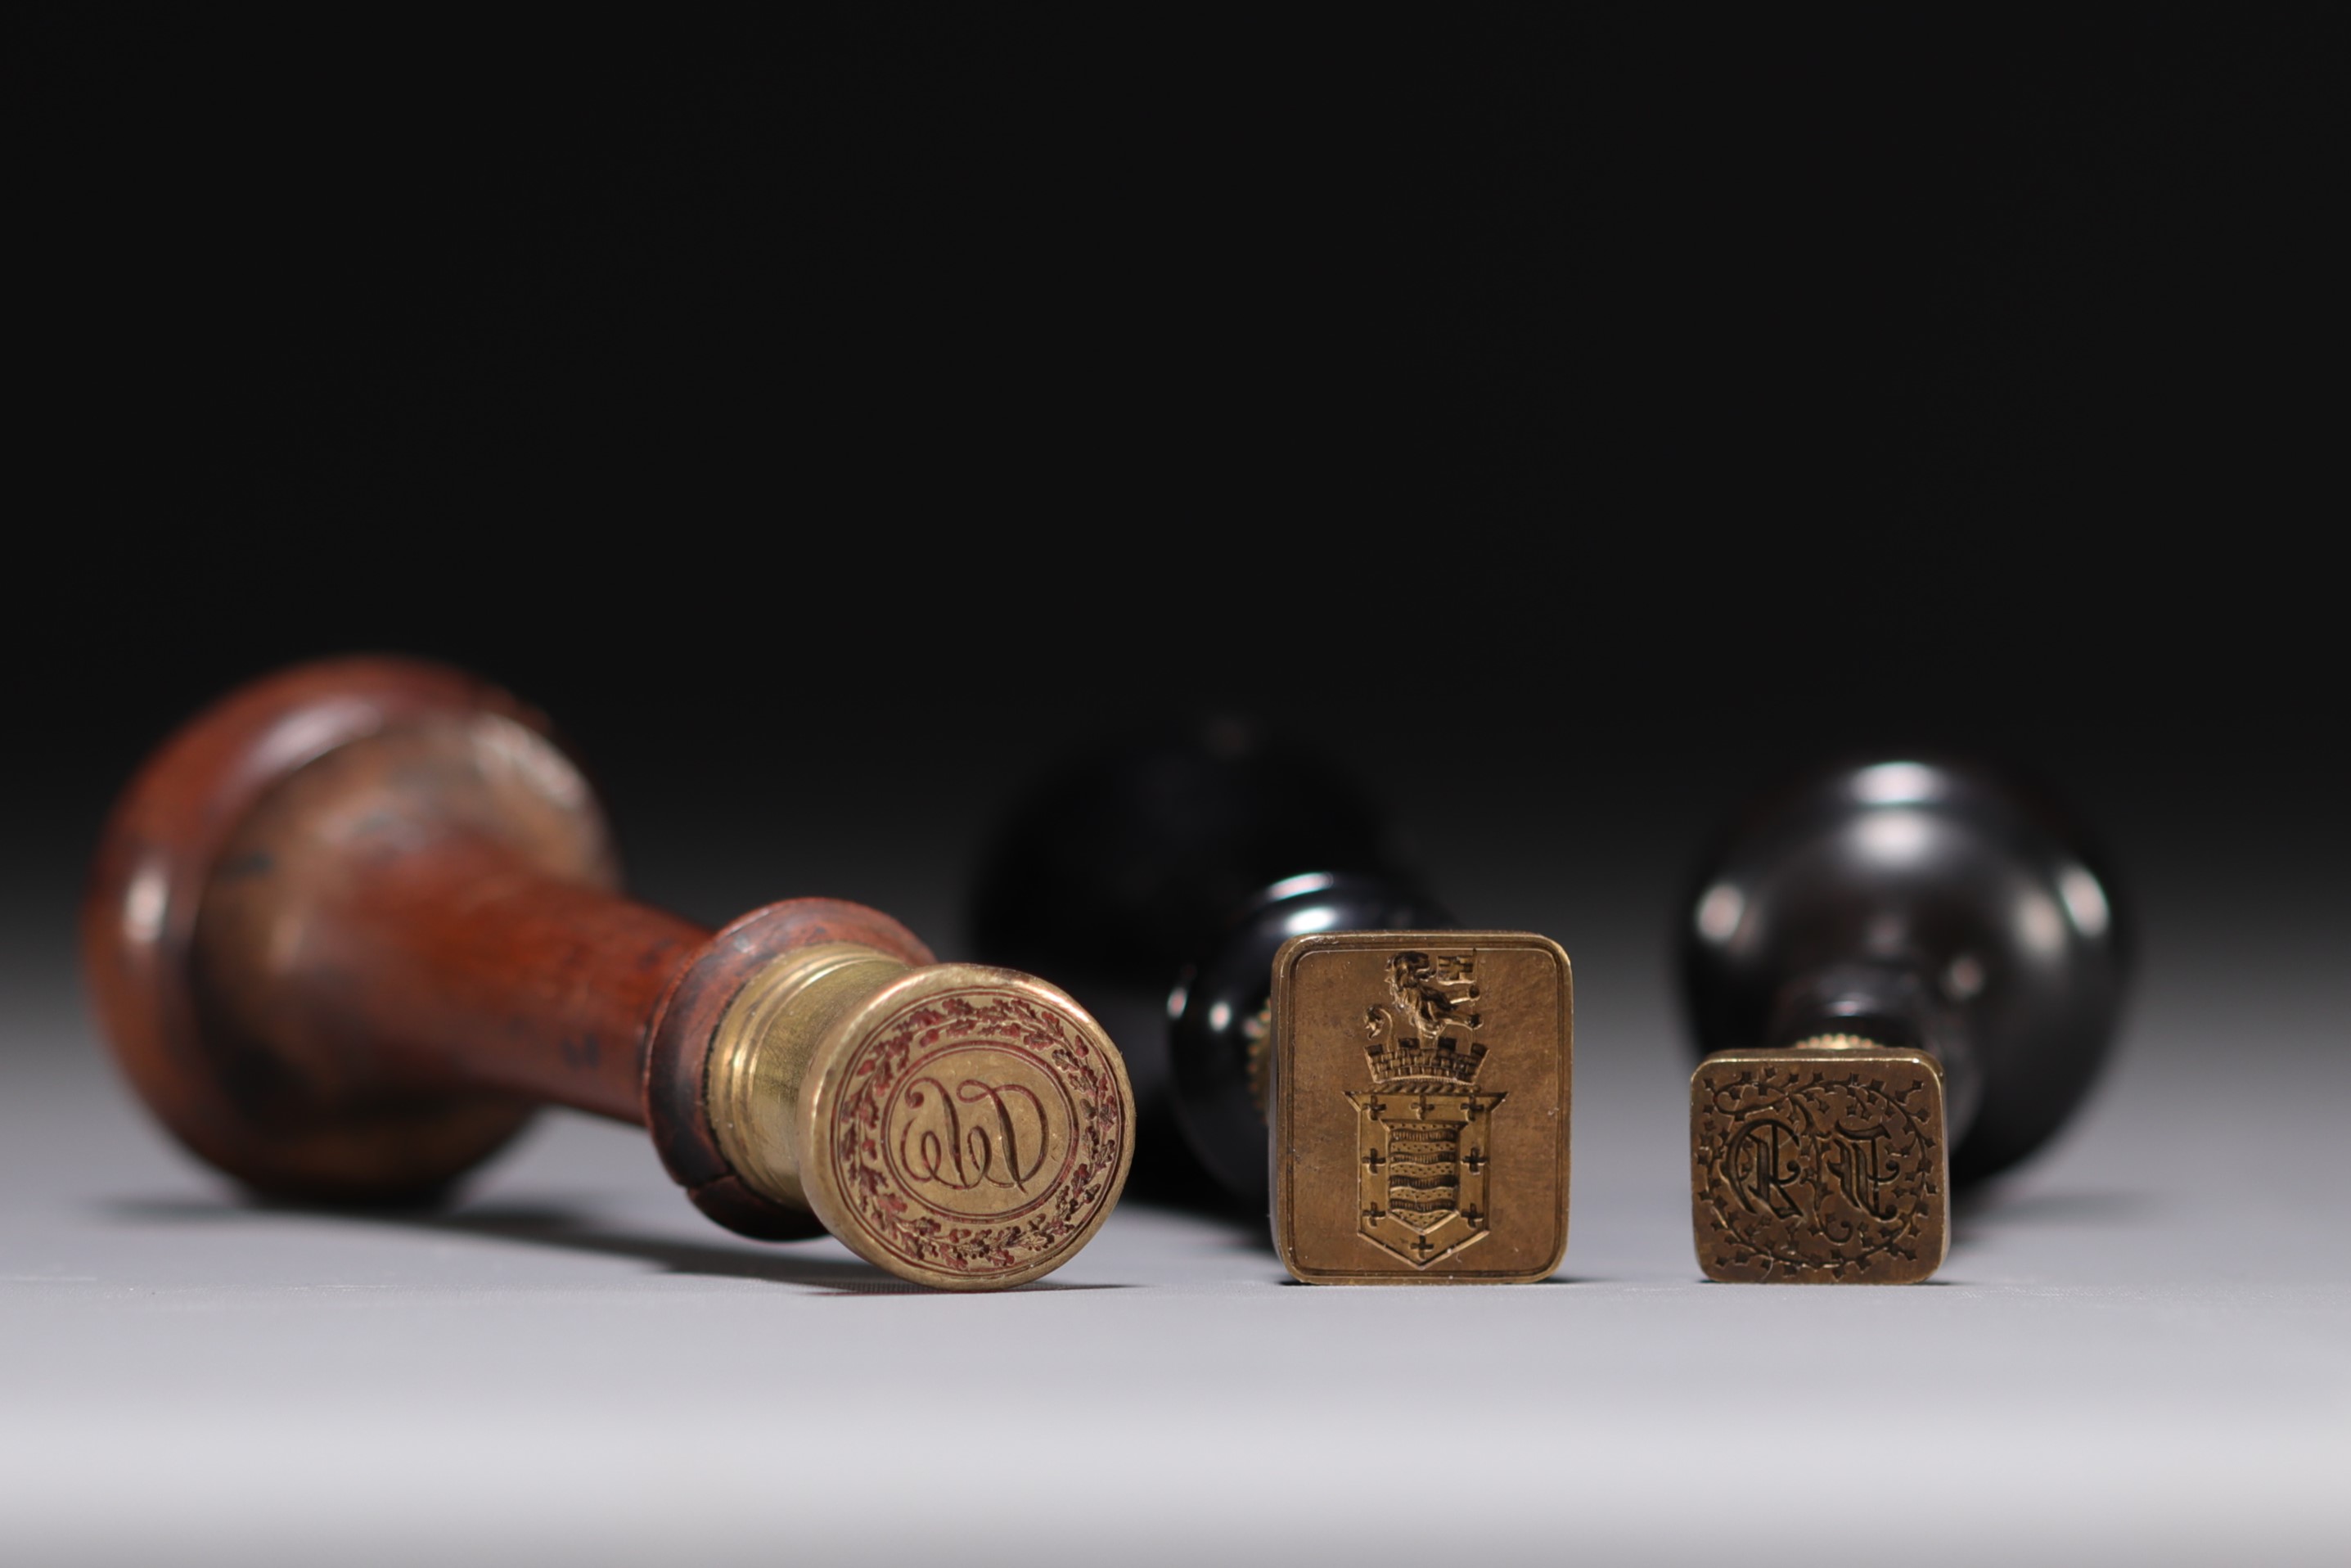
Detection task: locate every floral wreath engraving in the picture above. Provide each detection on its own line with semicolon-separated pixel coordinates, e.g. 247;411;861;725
1695;1062;1940;1280
832;989;1124;1277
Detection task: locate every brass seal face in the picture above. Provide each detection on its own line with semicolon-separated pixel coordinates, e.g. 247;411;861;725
1690;1039;1949;1284
1272;931;1572;1285
708;948;1133;1291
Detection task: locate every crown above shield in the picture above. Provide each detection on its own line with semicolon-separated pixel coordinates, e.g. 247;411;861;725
1363;950;1489;1088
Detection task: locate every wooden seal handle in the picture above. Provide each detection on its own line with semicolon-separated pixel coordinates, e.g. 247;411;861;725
83;657;1134;1290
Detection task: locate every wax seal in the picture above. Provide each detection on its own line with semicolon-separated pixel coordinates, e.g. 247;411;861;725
83;656;1137;1291
1681;759;2129;1284
1272;931;1571;1286
706;952;1132;1290
1691;1038;1948;1284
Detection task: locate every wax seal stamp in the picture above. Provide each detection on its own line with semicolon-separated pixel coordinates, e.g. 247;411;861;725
1273;931;1570;1285
700;944;1132;1290
1681;759;2130;1285
82;656;1134;1291
1691;1036;1947;1284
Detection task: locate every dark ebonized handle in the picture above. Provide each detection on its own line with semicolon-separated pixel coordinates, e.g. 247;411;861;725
972;729;1442;1204
1680;759;2131;1182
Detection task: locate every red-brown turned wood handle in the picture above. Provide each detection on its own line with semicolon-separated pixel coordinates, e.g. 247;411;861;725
82;657;1135;1290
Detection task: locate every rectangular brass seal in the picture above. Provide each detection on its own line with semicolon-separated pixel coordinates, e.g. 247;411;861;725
1272;931;1571;1285
1691;1045;1950;1284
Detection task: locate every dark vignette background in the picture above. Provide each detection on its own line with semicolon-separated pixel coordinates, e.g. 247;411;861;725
9;14;2343;1105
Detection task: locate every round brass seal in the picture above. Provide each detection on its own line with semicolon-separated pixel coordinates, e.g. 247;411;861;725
805;966;1133;1290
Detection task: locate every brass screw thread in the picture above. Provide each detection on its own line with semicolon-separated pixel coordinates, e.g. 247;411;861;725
705;942;909;1212
1783;1034;1948;1088
1783;1033;1887;1052
1243;996;1277;1122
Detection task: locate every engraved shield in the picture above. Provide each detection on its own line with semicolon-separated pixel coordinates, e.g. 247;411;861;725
1349;1089;1505;1267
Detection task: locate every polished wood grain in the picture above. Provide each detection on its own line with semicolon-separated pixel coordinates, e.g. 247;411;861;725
81;656;926;1232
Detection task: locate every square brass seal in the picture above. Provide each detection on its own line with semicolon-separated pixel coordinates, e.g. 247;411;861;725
1272;931;1571;1285
1690;1047;1950;1284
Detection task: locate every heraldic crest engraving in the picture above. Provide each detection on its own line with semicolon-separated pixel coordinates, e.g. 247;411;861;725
1349;951;1506;1267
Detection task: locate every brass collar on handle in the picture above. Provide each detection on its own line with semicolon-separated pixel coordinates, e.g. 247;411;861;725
707;943;906;1214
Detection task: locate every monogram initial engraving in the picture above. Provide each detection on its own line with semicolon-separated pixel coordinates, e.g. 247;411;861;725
1723;1116;1803;1217
831;990;1127;1281
1350;952;1503;1268
1693;1056;1945;1284
896;1076;1051;1193
1827;1116;1904;1220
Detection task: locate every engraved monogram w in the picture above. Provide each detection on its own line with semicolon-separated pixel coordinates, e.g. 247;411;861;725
897;1077;1049;1192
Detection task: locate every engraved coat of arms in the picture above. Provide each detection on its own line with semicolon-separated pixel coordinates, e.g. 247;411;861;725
1349;953;1504;1268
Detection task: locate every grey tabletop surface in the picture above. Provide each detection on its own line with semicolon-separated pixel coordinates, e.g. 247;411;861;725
4;918;2346;1567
